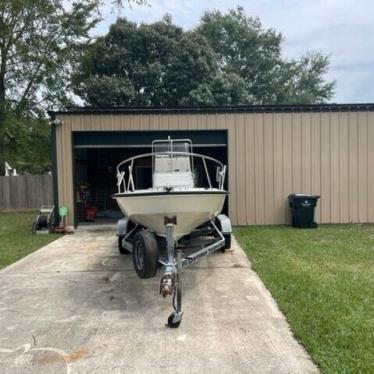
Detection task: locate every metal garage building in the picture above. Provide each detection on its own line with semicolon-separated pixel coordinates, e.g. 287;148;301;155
50;104;374;227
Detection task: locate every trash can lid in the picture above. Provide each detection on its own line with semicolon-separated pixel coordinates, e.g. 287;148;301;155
288;193;320;199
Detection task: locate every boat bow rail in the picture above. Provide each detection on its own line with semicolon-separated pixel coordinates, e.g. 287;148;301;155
116;151;227;193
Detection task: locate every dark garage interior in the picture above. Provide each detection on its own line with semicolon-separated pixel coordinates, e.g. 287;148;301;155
73;130;228;225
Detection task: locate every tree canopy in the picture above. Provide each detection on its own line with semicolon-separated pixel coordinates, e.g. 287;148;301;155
0;0;145;173
72;16;249;107
197;7;334;104
0;0;146;114
74;7;334;107
0;104;51;174
0;0;100;115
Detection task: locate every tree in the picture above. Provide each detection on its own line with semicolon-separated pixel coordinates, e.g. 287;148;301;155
0;0;146;174
184;72;251;106
275;52;335;104
0;0;147;115
0;0;96;114
0;103;51;174
197;7;334;104
73;16;230;107
75;9;334;107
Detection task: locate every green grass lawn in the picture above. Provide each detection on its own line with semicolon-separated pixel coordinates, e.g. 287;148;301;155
235;225;374;374
0;211;60;270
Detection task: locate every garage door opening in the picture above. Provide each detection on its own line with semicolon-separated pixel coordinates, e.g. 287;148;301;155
73;131;228;226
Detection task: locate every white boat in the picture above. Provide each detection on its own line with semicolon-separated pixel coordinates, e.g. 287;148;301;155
113;138;231;328
115;190;226;240
113;138;228;240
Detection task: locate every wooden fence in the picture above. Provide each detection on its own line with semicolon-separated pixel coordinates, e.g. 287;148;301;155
0;174;53;211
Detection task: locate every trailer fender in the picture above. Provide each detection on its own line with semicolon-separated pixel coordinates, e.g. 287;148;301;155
216;214;232;234
117;216;130;236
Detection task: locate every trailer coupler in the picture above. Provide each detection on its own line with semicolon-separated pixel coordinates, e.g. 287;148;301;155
160;274;173;297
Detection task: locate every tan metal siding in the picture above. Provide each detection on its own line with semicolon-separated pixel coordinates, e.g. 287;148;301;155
368;112;374;222
244;113;256;224
264;113;272;224
338;112;348;222
235;113;246;224
358;112;368;222
55;110;374;227
273;113;284;223
282;113;293;223
227;114;237;224
348;112;359;222
330;112;340;222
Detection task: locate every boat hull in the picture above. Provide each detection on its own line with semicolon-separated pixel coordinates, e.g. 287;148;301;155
113;190;227;240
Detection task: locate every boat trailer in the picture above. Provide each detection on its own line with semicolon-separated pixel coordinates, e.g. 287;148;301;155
117;214;232;328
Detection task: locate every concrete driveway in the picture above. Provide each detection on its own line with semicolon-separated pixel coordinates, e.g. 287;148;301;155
0;229;317;374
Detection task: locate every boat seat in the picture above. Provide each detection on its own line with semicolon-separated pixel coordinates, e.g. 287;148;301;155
153;171;194;189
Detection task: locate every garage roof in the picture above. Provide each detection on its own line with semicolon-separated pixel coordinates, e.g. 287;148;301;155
49;103;374;117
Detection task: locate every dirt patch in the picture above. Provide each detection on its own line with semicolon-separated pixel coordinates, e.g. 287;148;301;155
32;348;88;365
64;348;89;363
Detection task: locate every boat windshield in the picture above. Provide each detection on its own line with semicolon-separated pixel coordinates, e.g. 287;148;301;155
152;139;193;174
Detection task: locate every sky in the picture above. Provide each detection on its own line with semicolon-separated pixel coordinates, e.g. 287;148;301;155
96;0;374;103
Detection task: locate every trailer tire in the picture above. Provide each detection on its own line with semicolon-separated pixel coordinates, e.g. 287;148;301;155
132;230;159;278
214;216;232;252
222;233;231;251
118;236;130;255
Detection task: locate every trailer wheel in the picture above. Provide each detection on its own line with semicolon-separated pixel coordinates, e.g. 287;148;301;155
167;312;182;328
214;218;232;252
132;230;159;278
118;236;130;255
222;233;231;252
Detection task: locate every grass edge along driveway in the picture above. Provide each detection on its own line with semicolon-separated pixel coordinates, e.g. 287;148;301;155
235;225;374;374
0;211;60;270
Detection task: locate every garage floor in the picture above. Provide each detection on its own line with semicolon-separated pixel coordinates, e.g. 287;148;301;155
0;230;318;374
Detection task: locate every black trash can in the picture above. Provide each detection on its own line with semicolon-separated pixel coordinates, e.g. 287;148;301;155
288;194;320;228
